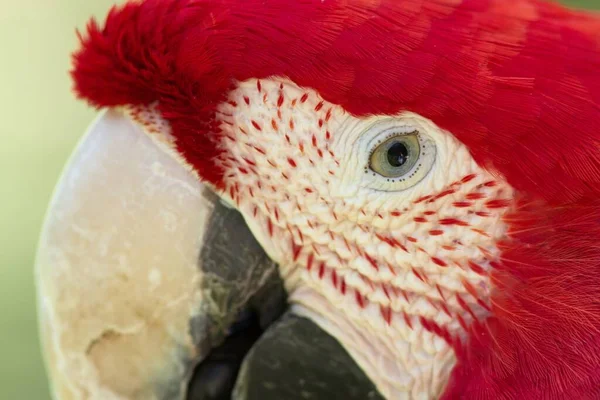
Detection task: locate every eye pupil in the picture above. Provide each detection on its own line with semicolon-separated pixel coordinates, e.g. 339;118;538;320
386;142;409;167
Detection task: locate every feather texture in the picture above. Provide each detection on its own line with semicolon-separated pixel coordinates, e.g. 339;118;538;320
71;0;600;398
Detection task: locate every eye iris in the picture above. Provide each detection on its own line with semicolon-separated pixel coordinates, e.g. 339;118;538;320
386;142;408;167
369;132;420;179
365;125;436;191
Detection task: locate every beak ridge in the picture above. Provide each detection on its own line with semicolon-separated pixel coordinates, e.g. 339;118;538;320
35;110;278;399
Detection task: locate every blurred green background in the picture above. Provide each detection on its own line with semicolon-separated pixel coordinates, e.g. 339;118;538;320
1;1;124;399
0;0;597;399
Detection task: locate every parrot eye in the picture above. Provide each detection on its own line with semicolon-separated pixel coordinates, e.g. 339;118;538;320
369;132;420;178
361;119;437;192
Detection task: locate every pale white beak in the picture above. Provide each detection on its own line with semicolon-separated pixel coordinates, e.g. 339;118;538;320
35;110;277;400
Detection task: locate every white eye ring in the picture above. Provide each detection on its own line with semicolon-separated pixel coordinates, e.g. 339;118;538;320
359;119;437;192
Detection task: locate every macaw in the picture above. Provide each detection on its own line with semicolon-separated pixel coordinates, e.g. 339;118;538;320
35;0;600;399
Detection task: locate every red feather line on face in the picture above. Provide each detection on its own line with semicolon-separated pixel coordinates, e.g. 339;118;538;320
71;0;600;398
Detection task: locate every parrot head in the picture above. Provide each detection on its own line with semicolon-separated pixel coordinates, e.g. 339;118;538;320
36;1;600;399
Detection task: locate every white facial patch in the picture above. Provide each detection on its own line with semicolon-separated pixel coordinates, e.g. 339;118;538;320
210;79;513;400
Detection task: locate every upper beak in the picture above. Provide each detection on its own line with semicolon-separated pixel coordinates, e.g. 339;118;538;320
35;110;281;400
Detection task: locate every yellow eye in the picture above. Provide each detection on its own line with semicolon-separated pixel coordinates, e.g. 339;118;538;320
369;132;420;178
360;120;436;192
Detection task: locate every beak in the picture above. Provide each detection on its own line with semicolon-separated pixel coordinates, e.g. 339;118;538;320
35;110;282;400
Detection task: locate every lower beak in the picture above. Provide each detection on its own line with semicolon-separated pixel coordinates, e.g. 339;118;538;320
35;110;281;400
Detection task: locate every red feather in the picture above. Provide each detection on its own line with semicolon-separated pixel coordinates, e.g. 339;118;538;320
71;0;600;398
